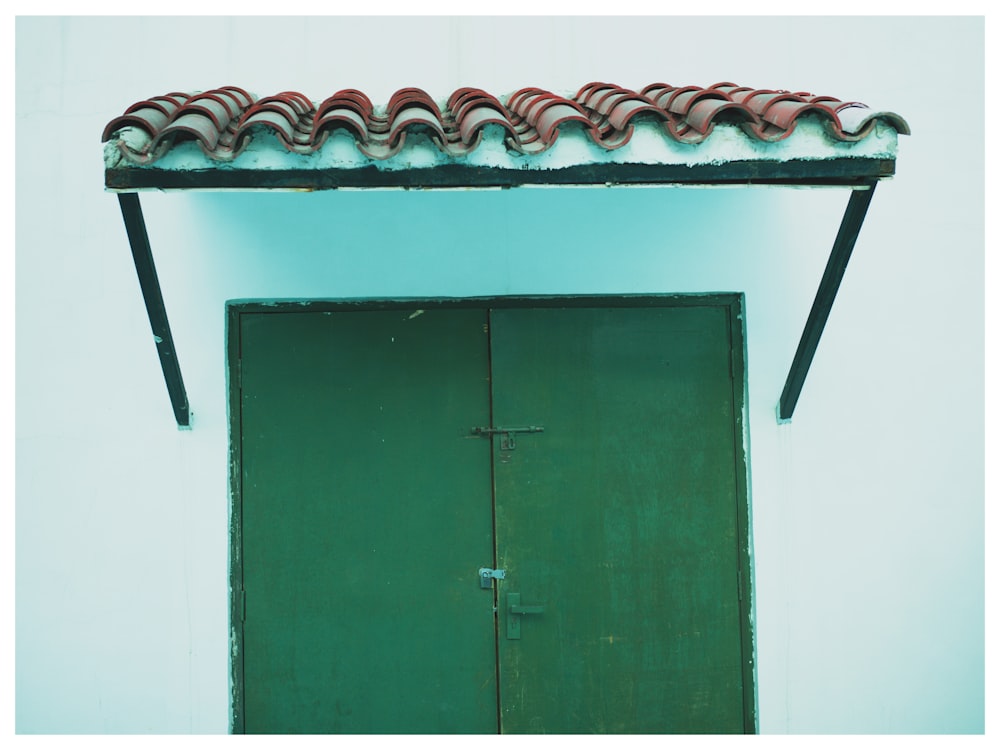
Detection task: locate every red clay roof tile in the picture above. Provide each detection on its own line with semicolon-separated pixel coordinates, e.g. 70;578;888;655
102;82;910;165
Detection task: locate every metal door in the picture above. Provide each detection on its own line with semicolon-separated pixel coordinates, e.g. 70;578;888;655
234;308;497;733
489;304;752;733
231;298;753;733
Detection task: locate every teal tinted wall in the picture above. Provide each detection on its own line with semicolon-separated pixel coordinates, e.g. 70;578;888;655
14;15;985;734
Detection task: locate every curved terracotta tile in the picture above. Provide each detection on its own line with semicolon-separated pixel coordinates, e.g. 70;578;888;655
592;88;651;111
249;92;311;116
534;103;596;143
456;106;518;146
315;92;373;142
126;92;190;111
449;89;515;143
155;112;223;152
685;99;758;135
101;94;191;141
505;87;545;111
514;91;555;122
234;111;298;149
575;81;619;102
660;85;708;114
238;101;299;135
103;82;909;166
722;85;755;95
102;107;172;142
762;100;840;130
216;86;255;108
387;106;448;149
605;97;667;133
184;90;251;130
449;88;497;115
251;98;301;120
660;118;708;144
508;90;593;144
740;91;805;116
575;83;627;113
356;131;408;161
314;107;370;142
278;91;313;114
387;87;443;123
316;89;373;126
120;93;190;121
834;104;912;138
798;93;842;106
667;88;731;116
447;87;484;109
576;88;664;145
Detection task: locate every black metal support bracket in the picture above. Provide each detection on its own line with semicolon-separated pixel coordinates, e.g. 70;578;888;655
117;192;191;428
112;174;879;428
778;182;877;422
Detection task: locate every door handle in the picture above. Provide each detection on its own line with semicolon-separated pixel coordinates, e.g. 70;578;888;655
471;425;543;451
507;592;544;640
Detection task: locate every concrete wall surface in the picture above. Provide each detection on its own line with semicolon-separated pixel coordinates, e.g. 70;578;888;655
13;14;986;734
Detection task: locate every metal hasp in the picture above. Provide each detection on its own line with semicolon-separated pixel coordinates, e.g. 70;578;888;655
117;193;191;427
472;425;544;450
779;182;878;422
478;567;506;589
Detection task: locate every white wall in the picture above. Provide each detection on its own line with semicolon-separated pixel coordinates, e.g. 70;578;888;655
14;15;985;734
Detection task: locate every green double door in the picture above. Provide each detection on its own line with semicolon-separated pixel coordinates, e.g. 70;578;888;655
233;298;753;734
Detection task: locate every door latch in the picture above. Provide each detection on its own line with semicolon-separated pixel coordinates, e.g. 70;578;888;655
478;567;506;589
507;592;545;639
471;425;544;451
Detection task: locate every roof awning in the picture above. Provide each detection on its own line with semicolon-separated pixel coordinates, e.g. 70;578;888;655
102;81;910;427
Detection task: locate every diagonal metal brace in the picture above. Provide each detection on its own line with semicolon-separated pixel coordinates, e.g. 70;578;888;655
778;183;877;422
117;192;191;427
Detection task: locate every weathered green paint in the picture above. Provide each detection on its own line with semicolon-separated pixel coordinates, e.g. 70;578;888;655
237;309;497;733
491;305;750;733
229;296;754;734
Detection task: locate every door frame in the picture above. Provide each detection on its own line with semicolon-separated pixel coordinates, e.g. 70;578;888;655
226;294;756;733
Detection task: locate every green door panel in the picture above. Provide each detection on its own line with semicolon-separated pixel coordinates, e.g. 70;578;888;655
490;306;746;733
239;309;497;733
233;299;753;734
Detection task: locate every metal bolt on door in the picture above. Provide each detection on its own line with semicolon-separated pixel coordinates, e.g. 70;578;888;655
231;297;754;734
